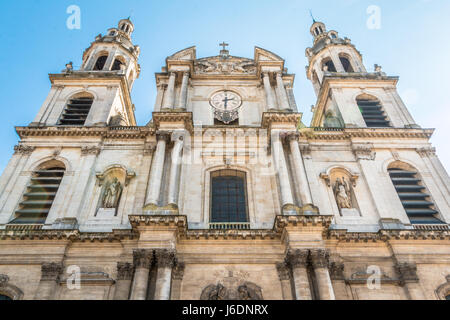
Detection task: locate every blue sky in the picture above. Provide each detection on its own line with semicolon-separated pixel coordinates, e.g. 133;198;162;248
0;0;449;174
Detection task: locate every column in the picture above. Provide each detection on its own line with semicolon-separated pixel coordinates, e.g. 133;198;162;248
177;72;190;110
154;84;167;112
310;249;335;300
329;261;349;300
276;72;291;111
170;262;185;300
395;262;425;300
34;262;63;300
286;249;312;300
154;249;176;300
163;72;177;109
286;85;298;112
287;134;313;207
167;134;184;208
276;262;293;300
114;262;134;300
262;72;276;111
271;130;294;209
144;132;169;208
130;250;153;300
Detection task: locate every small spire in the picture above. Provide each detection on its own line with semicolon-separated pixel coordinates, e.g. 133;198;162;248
309;10;316;23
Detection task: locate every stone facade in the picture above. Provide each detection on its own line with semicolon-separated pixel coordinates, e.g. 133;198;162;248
0;19;449;300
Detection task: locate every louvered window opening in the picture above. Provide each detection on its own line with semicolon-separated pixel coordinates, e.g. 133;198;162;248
211;170;248;225
388;168;443;225
58;97;93;126
357;99;391;128
11;168;64;225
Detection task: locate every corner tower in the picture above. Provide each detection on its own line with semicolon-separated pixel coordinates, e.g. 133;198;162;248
306;21;418;129
31;19;140;128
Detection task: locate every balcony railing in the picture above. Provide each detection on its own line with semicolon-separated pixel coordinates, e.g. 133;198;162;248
209;223;251;230
413;224;449;231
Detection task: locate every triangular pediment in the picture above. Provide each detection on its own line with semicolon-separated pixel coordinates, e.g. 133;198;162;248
254;47;284;63
167;46;196;61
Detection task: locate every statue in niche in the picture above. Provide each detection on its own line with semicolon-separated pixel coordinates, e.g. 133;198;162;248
101;177;123;209
333;177;353;209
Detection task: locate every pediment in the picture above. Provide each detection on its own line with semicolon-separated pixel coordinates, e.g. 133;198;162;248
254;47;284;63
167;46;196;61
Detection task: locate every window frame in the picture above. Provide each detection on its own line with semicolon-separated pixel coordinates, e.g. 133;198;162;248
209;169;249;224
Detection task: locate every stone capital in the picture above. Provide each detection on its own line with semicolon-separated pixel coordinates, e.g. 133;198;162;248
172;262;185;280
276;262;291;281
155;249;177;268
117;262;134;281
286;249;310;268
395;262;419;284
310;249;330;269
14;145;35;155
81;146;101;156
41;262;64;282
328;262;345;280
156;131;171;142
133;249;154;269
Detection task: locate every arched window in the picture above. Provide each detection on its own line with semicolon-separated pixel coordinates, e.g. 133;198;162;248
388;163;443;225
112;58;124;71
210;170;248;228
11;161;66;225
58;93;94;126
339;55;354;73
322;58;336;72
356;95;391;128
0;294;12;301
93;55;108;71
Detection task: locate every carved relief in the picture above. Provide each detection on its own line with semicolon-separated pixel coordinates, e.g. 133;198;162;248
200;282;263;300
353;144;376;161
195;57;256;75
14;145;35;155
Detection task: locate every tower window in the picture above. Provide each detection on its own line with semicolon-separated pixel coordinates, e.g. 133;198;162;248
339;56;354;72
357;96;391;128
58;95;94;126
112;59;124;71
388;167;443;225
322;58;336;72
11;163;65;225
210;170;248;225
93;55;108;71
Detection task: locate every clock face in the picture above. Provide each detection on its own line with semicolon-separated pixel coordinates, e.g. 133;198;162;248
210;91;242;111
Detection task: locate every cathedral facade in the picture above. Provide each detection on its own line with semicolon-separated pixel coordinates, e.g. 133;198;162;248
0;19;449;300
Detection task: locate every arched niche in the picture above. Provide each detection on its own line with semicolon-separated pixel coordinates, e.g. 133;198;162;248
435;276;450;300
0;275;24;300
321;167;360;217
95;165;136;217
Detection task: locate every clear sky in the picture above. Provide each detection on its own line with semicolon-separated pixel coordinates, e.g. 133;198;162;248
0;0;449;174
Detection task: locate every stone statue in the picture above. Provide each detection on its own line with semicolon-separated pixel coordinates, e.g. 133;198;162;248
102;177;123;209
205;284;228;300
333;177;352;209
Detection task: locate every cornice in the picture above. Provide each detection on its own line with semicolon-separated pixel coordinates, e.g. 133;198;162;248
327;227;450;242
16;126;155;139
301;128;434;141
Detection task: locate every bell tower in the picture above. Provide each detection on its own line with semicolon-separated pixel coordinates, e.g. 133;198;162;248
306;21;419;129
30;18;140;128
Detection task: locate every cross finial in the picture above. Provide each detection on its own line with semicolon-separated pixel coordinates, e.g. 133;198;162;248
220;42;229;51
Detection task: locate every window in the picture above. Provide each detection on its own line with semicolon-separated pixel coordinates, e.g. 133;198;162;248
112;58;124;71
339;56;354;72
11;162;65;225
322;58;336;72
388;166;443;225
0;294;12;301
210;170;248;224
93;55;108;71
357;96;391;128
58;94;93;126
